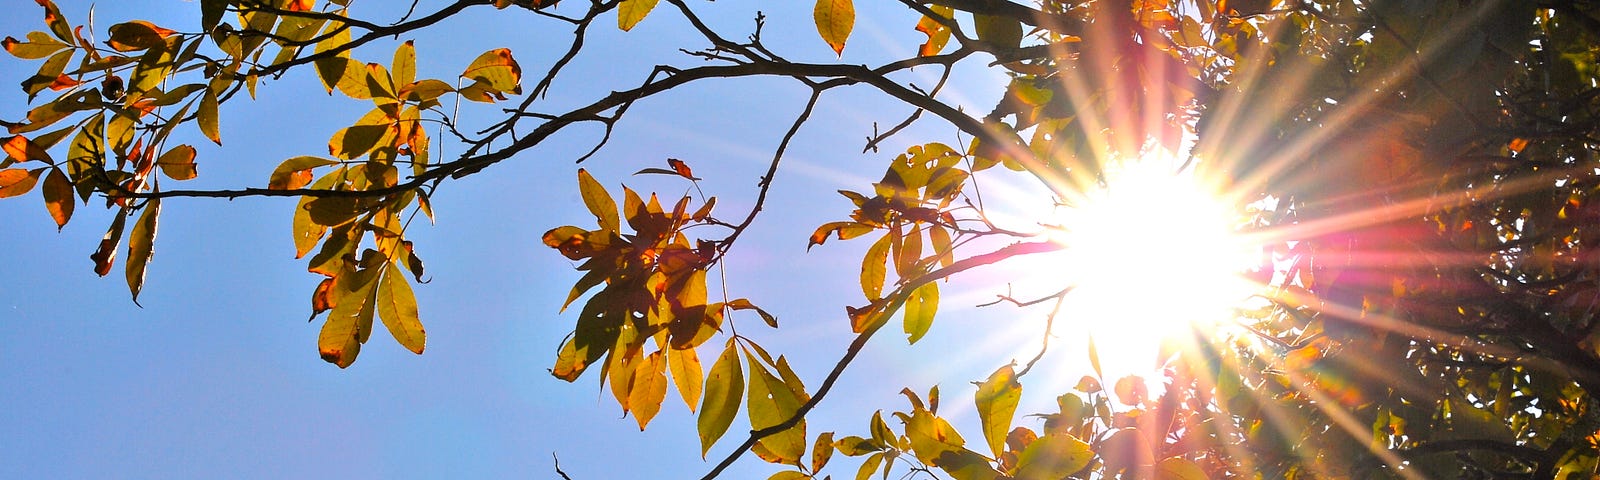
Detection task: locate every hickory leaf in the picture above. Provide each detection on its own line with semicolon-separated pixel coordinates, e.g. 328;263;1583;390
618;0;660;31
975;364;1021;458
577;168;620;233
126;199;160;305
377;263;426;354
814;0;855;56
698;340;743;456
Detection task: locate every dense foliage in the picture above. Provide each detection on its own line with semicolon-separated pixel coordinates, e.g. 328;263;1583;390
4;0;1600;478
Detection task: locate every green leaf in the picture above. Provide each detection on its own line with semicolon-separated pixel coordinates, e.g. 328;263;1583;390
269;156;339;190
746;348;806;465
668;345;703;412
814;0;854;55
577;168;620;233
974;364;1021;458
617;0;660;31
1012;433;1093;480
903;281;938;344
3;31;70;59
698;341;744;456
126;199;161;305
974;14;1023;49
376;263;426;354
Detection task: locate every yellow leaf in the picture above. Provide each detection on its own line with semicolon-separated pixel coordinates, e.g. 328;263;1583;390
155;145;197;180
618;0;660;31
328;108;397;160
914;6;954;56
813;0;855;56
125;199;160;305
974;364;1021;458
811;431;835;473
746;348;806;466
41;167;72;229
974;14;1022;50
903;281;938;343
460;48;522;95
630;350;669;430
698;340;743;456
377;263;426;354
3;31;71;60
1155;457;1209;480
860;234;890;300
668;345;703;412
106;21;174;52
392;40;416;87
1013;433;1093;479
320;264;380;368
199;90;220;145
268;156;338;190
0;167;42;198
577;168;620;233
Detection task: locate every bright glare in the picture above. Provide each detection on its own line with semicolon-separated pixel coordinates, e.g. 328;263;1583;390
1050;154;1258;379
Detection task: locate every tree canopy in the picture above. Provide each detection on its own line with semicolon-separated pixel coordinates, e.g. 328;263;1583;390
4;0;1600;478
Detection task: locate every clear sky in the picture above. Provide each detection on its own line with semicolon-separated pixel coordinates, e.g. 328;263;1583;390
0;2;1104;478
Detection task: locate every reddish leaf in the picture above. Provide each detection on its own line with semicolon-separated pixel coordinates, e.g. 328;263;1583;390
41;167;72;229
0;168;43;198
91;212;129;277
667;158;699;180
4;135;51;162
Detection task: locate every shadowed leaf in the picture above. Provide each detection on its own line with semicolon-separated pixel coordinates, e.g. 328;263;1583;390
41;166;71;229
126;199;160;304
377;263;425;354
0;168;42;198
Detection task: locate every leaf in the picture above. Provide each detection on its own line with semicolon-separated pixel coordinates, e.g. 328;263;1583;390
392;40;416;87
577;168;620;233
617;0;660;31
667;158;699;180
811;431;835;473
106;21;174;52
155;145;197;180
319;265;380;368
269;156;339;190
293;169;343;258
974;14;1023;50
855;452;884;480
1012;433;1094;480
3;31;70;59
903;281;938;344
833;436;878;456
91;211;129;277
668;345;703;412
728;298;779;328
0;168;42;198
328;108;395;160
4;135;52;163
814;0;855;56
629;350;669;430
698;341;743;456
746;348;807;466
915;6;955;56
1114;376;1148;406
460;48;522;95
768;472;809;480
377;263;426;354
198;90;220;145
861;234;891;299
1155;457;1208;480
41;167;71;229
126;199;160;304
401;79;454;102
201;0;227;32
974;364;1021;458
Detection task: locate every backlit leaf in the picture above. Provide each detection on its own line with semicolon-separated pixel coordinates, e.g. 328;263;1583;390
903;281;938;344
155;145;197;180
269;156;339;190
814;0;855;56
199;90;220;145
811;431;835;473
328;108;395;159
461;48;521;95
577;168;620;233
618;0;660;31
668;345;703;412
1155;457;1208;480
401;79;454;103
667;158;698;180
861;234;890;299
1012;433;1093;479
200;0;226;32
727;298;779;328
833;435;878;456
4;135;52;163
392;40;416;87
107;21;173;52
3;31;70;59
91;211;129;277
746;348;806;466
629;350;668;430
974;14;1023;49
41;167;71;229
377;263;426;354
768;471;809;480
292;169;343;258
975;364;1021;457
126;199;160;304
319;266;379;368
915;6;954;56
0;168;42;198
698;341;743;456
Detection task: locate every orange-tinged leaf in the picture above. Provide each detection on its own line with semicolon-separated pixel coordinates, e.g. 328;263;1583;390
320;265;379;368
42;167;72;229
4;31;70;59
156;145;197;180
727;298;779;328
814;0;855;56
577;168;620;233
311;277;336;314
401;79;454;103
975;364;1021;458
126;199;160;304
668;345;703;412
618;0;660;31
698;341;743;456
0;167;43;198
629;350;669;430
915;6;954;56
91;211;129;277
329;108;396;160
392;41;417;87
285;0;315;12
269;156;338;190
106;21;174;52
460;48;521;95
666;157;699;180
811;431;835;473
1114;375;1148;406
4;135;51;163
376;263;426;354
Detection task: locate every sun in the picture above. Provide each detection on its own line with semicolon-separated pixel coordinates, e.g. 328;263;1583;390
1047;151;1260;379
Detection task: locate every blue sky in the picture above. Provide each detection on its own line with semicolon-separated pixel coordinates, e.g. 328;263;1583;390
0;2;1105;478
